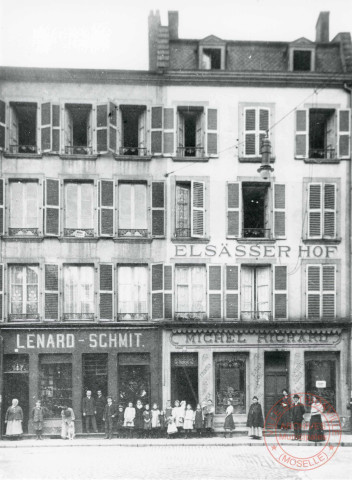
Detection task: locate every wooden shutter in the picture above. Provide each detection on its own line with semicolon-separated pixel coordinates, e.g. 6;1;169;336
96;103;108;153
307;265;321;318
240;266;254;320
273;265;287;319
337;109;350;158
206;108;218;156
41;102;51;153
138;109;146;154
322;265;336;319
52;104;60;153
295;109;308;158
45;264;59;321
163;107;175;155
44;179;60;236
151;181;165;237
259;108;270;154
308;183;322;238
191;180;205;238
100;264;114;321
10;105;19;150
0;264;3;321
227;182;241;238
208;265;222;319
151;106;163;155
0;100;6;150
273;184;286;238
0;179;4;236
256;267;270;320
244;108;256;156
323;183;336;238
98;179;114;237
164;264;173;319
225;265;239;319
108;102;118;153
151;263;164;319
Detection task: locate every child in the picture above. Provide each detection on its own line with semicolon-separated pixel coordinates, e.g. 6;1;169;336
116;405;125;438
183;404;194;438
224;399;235;438
143;403;152;437
151;403;161;438
203;399;215;437
194;403;204;437
164;401;173;438
178;400;186;436
166;411;177;438
32;400;44;440
247;396;264;440
61;405;75;440
124;402;136;438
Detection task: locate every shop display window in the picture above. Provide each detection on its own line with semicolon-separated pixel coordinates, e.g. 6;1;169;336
82;353;108;395
40;356;72;418
118;354;150;406
215;353;246;414
305;356;337;411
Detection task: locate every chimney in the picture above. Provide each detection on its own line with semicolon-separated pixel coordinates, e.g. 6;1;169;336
148;10;161;70
315;11;330;43
168;11;179;40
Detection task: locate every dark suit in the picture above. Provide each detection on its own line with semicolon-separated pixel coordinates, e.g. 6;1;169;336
103;403;117;438
291;402;305;440
95;395;106;432
82;396;97;433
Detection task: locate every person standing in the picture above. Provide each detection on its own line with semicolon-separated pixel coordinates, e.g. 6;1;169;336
116;405;125;438
308;395;325;442
184;404;195;438
95;390;106;433
223;399;235;438
247;396;264;440
291;394;305;441
203;399;215;436
103;396;116;439
124;401;136;438
5;399;23;439
134;399;144;438
194;403;204;437
278;389;291;430
143;404;152;437
32;400;44;440
82;390;98;433
151;403;161;438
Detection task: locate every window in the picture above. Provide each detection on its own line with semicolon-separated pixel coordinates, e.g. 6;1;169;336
306;264;336;319
64;104;92;155
242;183;270;238
199;42;225;70
307;183;336;239
293;50;312;71
82;354;108;395
65;182;94;237
177;107;204;157
118;354;150;406
119;105;146;156
175;181;205;238
202;48;221;69
117;265;148;320
40;357;72;417
243;108;270;157
175;265;206;320
241;266;271;320
63;265;94;321
305;354;337;411
118;183;148;237
9;265;39;321
9;181;39;236
215;353;246;414
9;102;37;154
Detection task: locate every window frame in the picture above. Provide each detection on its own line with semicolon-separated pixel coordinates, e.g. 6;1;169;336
289;47;315;72
64;180;95;237
239;103;275;161
117;264;149;321
8;178;42;236
8;264;40;321
117;180;149;237
63;264;96;322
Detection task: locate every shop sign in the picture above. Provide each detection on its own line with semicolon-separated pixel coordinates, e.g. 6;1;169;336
316;380;326;388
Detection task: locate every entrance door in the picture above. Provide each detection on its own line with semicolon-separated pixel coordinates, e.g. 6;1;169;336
171;353;198;406
3;373;29;434
264;352;289;418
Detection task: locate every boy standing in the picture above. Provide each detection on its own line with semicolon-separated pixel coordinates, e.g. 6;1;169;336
291;394;305;441
32;400;44;440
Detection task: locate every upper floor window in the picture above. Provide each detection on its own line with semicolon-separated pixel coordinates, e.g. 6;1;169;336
306;264;336;319
64;182;94;237
198;38;225;70
9;265;39;321
238;104;274;161
177;107;205;158
119;105;146;156
117;265;148;321
241;266;271;321
175;180;205;238
293;50;312;71
175;265;206;320
65;103;93;155
118;182;148;237
9;102;37;154
306;182;337;239
63;265;94;321
9;180;39;236
201;49;222;69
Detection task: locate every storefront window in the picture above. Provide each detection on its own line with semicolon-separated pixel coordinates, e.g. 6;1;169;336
305;356;336;411
215;353;246;414
40;357;72;418
171;353;198;406
118;354;150;406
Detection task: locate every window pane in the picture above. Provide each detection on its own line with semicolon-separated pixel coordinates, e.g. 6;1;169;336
215;353;246;414
133;184;147;229
176;184;191;231
176;266;206;313
64;266;94;314
65;183;78;228
10;182;38;228
119;184;131;229
80;183;93;228
10;266;39;315
118;266;148;314
26;182;38;227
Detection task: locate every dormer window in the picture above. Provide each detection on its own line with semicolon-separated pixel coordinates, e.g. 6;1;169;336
202;49;222;70
293;50;312;71
198;36;226;70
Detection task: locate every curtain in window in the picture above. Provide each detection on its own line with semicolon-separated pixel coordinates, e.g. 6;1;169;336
10;182;38;228
176;184;190;231
64;266;94;314
10;266;39;314
65;183;93;229
119;183;147;230
175;266;206;313
118;266;148;315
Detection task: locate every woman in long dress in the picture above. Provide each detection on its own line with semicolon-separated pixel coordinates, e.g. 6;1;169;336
223;398;235;438
308;395;325;442
278;389;291;430
247;396;264;439
5;399;23;439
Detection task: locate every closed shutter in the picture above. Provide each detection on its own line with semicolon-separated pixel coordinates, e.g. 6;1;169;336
41;102;51;153
44;179;60;236
45;264;59;321
273;184;286;238
98;179;114;237
0;100;6;150
96;103;108;153
225;265;239;319
164;264;173;319
100;264;114;321
273;265;287;319
151;263;164;319
0;179;4;235
207;108;218;156
323;183;336;238
308;183;322;238
256;267;270;320
295;109;308;158
191;180;205;238
151;182;165;237
52;104;60;153
208;265;222;319
307;265;321;318
322;265;336;319
108;102;118;153
227;182;241;237
0;264;3;321
337;109;350;158
151;106;163;155
163;107;175;155
244;108;256;156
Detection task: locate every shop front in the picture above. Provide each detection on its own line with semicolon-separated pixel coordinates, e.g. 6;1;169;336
0;327;161;434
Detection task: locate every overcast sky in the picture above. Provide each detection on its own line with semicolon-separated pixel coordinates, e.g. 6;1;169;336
0;0;351;70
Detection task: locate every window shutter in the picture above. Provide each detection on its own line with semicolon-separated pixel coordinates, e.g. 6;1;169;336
52;104;60;153
227;182;241;238
98;179;114;237
44;179;60;236
41;102;51;153
0;100;6;150
307;265;321;318
151;106;163;155
207;108;218;155
151;263;164;319
151;181;165;237
108;102;118;153
225;265;239;319
244;108;256;156
45;264;59;321
274;265;287;319
208;265;222;319
0;264;3;321
308;183;322;238
0;179;4;236
163;107;175;155
96;103;108;153
322;265;336;319
323;183;336;238
164;264;173;319
295;109;308;158
138;109;147;154
191;181;205;238
100;264;114;321
259;108;270;154
337;109;350;158
273;184;286;238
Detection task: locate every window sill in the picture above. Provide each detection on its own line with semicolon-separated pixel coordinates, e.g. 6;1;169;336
60;154;98;160
239;156;275;163
172;156;210;162
3;153;42;159
113;154;152;161
59;236;99;243
302;238;341;245
235;238;277;244
295;157;343;164
3;235;44;243
114;237;153;243
171;237;210;244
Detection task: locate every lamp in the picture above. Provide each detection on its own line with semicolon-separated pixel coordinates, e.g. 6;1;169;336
257;136;274;180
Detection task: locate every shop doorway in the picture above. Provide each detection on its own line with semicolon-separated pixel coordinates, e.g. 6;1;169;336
3;355;29;434
82;354;108;397
171;353;198;407
264;352;289;419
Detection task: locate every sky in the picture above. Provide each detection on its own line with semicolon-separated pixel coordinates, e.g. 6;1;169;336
0;0;352;70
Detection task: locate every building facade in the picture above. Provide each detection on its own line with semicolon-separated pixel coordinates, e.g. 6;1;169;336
0;10;351;434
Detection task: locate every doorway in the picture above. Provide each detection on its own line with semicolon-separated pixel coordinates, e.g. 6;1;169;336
171;353;198;407
264;352;289;419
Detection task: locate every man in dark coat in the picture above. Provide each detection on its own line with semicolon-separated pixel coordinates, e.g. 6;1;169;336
82;390;98;433
95;390;106;432
291;394;305;440
103;396;117;439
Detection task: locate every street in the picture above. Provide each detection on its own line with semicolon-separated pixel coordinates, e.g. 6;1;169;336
1;445;352;480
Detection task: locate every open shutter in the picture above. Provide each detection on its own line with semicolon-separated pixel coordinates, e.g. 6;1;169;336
151;106;163;155
295;109;308;158
177;110;185;155
100;264;114;321
191;180;205;238
208;265;222;319
308;183;322;238
337;109;350;158
323;183;336;238
64;107;72;152
151;263;164;319
96;103;108;153
0;179;4;236
207;108;218;156
240;267;254;320
45;264;59;321
244;108;256;156
196;110;204;157
108;102;118;153
273;265;287;319
138;109;146;155
225;265;239;319
0;264;3;321
44;179;60;236
10;106;18;152
52;104;60;153
0;100;6;150
41;102;51;153
227;182;241;238
98;179;114;237
257;267;270;320
322;265;336;319
163;107;175;155
151;181;165;237
164;264;173;319
273;184;286;238
307;265;321;319
259;108;270;154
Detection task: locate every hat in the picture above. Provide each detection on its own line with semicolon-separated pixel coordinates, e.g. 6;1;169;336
293;394;300;399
